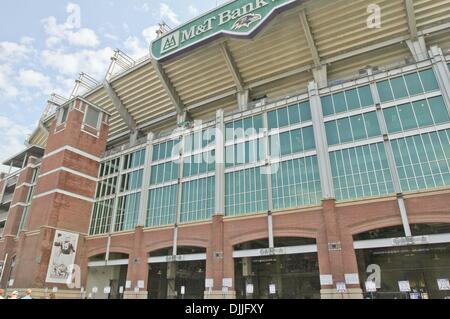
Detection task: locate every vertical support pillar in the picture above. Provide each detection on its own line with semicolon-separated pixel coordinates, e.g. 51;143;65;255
237;90;250;111
312;65;328;89
429;46;450;111
124;226;148;299
137;133;154;227
262;112;274;248
369;70;412;237
406;36;428;62
308;81;335;199
205;109;235;299
309;81;362;298
215;110;225;216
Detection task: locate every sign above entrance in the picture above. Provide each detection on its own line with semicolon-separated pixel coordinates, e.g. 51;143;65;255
150;0;301;60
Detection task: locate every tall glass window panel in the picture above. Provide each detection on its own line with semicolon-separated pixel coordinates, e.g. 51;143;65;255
90;199;114;235
377;69;440;103
383;97;450;134
180;176;215;223
114;192;141;232
329;143;394;201
321;85;374;116
271;156;321;210
146;185;178;227
391;130;450;192
225;167;268;217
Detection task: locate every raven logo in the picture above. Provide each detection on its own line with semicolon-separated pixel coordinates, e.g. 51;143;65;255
232;13;262;30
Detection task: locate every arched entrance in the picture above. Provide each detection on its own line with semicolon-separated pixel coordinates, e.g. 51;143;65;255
148;247;206;299
354;223;450;299
86;253;129;299
234;237;320;299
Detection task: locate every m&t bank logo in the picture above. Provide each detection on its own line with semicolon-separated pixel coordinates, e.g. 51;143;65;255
161;31;180;54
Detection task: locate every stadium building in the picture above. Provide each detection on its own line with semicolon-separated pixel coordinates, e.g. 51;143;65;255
0;0;450;299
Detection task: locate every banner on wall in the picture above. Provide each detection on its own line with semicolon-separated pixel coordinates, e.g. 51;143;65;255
45;230;79;284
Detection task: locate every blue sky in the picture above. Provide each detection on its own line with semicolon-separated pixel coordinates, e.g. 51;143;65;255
0;0;227;171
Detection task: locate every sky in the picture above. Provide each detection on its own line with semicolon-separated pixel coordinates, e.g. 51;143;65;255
0;0;229;172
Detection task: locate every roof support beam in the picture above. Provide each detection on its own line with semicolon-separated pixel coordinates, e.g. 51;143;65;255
299;10;321;68
404;0;418;39
103;80;138;132
150;59;184;115
219;42;245;92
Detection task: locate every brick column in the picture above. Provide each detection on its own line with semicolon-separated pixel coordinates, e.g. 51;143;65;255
2;157;39;238
124;226;148;299
318;199;363;299
8;98;108;292
205;215;235;299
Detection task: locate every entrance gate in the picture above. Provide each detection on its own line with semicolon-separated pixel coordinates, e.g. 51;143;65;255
148;247;206;299
233;238;321;299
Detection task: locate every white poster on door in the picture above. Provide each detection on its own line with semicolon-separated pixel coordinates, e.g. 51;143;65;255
45;230;79;284
398;281;411;292
437;278;450;291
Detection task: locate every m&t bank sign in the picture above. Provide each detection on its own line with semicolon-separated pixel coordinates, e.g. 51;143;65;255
151;0;300;60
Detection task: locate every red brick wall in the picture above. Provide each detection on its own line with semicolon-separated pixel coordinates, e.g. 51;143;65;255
81;190;450;294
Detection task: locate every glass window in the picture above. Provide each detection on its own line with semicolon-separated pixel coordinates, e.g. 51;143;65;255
404;72;423;96
428;96;450;124
299;102;312;122
377;80;393;103
358;85;374;107
180;176;215;223
337;118;352;143
303;126;315;150
391;130;450;192
147;185;178;227
321;95;334;116
364;112;381;137
397;103;418;130
330;143;394;201
58;106;69;125
288;104;300;125
268;111;278;130
325;121;339;145
85;106;101;129
333;92;347;114
419;69;439;92
225;167;268;217
271;156;321;210
412;100;434;127
350;115;366;140
115;192;141;232
277;107;289;128
345;89;360;110
384;107;402;133
390;77;408;100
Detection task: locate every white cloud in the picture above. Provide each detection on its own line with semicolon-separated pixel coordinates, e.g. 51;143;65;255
0;38;35;62
188;5;199;16
17;69;53;95
0;116;33;171
134;3;151;12
160;3;180;26
0;64;19;97
41;47;114;80
42;16;99;48
123;36;148;59
142;25;159;44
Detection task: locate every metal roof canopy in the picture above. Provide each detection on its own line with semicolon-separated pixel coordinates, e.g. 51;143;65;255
2;145;45;168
